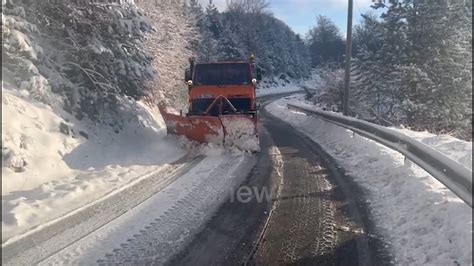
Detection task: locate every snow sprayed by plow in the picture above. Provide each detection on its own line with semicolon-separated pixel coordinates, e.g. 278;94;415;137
221;116;260;153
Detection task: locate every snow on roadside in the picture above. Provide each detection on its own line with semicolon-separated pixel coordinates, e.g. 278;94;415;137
40;151;255;265
2;88;186;244
280;97;472;172
267;96;472;265
390;127;472;171
256;70;321;97
256;78;303;96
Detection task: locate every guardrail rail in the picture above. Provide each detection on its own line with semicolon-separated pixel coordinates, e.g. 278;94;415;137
287;103;473;207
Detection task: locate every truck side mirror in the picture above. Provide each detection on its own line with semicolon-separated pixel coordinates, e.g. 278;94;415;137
184;68;191;82
256;68;262;82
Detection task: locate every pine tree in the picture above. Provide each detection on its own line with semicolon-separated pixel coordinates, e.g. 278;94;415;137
193;0;310;78
2;0;53;104
197;0;220;61
205;0;220;39
351;13;396;122
349;0;472;139
307;16;345;67
217;20;245;60
2;0;154;125
187;0;205;28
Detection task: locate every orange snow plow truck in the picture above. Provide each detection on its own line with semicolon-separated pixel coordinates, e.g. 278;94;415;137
159;55;262;152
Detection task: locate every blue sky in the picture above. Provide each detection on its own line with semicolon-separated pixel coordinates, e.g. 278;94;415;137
198;0;378;37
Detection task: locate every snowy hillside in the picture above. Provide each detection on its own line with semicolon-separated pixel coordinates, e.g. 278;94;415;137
1;0;195;244
307;2;472;140
2;85;185;243
256;70;321;96
192;0;310;79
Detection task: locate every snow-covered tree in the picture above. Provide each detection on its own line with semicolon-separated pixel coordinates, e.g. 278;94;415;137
316;0;472;139
193;0;310;79
2;0;154;126
217;19;245;60
377;0;472;137
351;13;398;123
307;16;345;67
138;0;198;111
197;0;220;61
2;0;53;104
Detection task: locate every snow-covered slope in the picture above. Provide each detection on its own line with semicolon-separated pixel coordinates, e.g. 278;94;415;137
256;78;303;96
256;71;321;97
1;86;185;244
2;0;200;245
267;95;472;265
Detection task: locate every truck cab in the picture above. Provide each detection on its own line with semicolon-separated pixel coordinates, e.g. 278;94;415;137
158;56;261;152
185;58;262;118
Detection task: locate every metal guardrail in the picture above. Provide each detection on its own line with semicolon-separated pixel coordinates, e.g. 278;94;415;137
287;103;473;207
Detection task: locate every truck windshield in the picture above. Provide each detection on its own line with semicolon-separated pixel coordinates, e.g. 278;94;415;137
193;63;251;86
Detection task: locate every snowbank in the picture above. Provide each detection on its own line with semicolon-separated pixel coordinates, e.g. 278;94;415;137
267;95;472;265
256;71;321;97
2;90;79;193
256;78;302;96
2;88;185;244
391;128;472;171
278;97;472;172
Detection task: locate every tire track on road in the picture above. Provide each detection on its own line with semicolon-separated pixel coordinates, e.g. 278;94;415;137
39;154;255;265
2;155;203;266
252;103;374;265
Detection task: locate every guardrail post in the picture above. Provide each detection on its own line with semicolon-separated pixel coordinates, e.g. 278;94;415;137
404;156;412;167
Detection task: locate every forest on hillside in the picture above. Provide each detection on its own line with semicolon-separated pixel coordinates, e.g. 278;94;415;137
184;0;472;139
305;0;472;140
188;0;311;79
2;0;472;139
2;0;153;127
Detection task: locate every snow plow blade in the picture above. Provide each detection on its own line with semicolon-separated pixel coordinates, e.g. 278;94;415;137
159;103;259;152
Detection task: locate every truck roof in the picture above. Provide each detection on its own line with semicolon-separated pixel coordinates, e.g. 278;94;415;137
195;61;250;65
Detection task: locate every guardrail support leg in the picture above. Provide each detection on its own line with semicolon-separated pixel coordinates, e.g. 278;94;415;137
404;156;412;167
